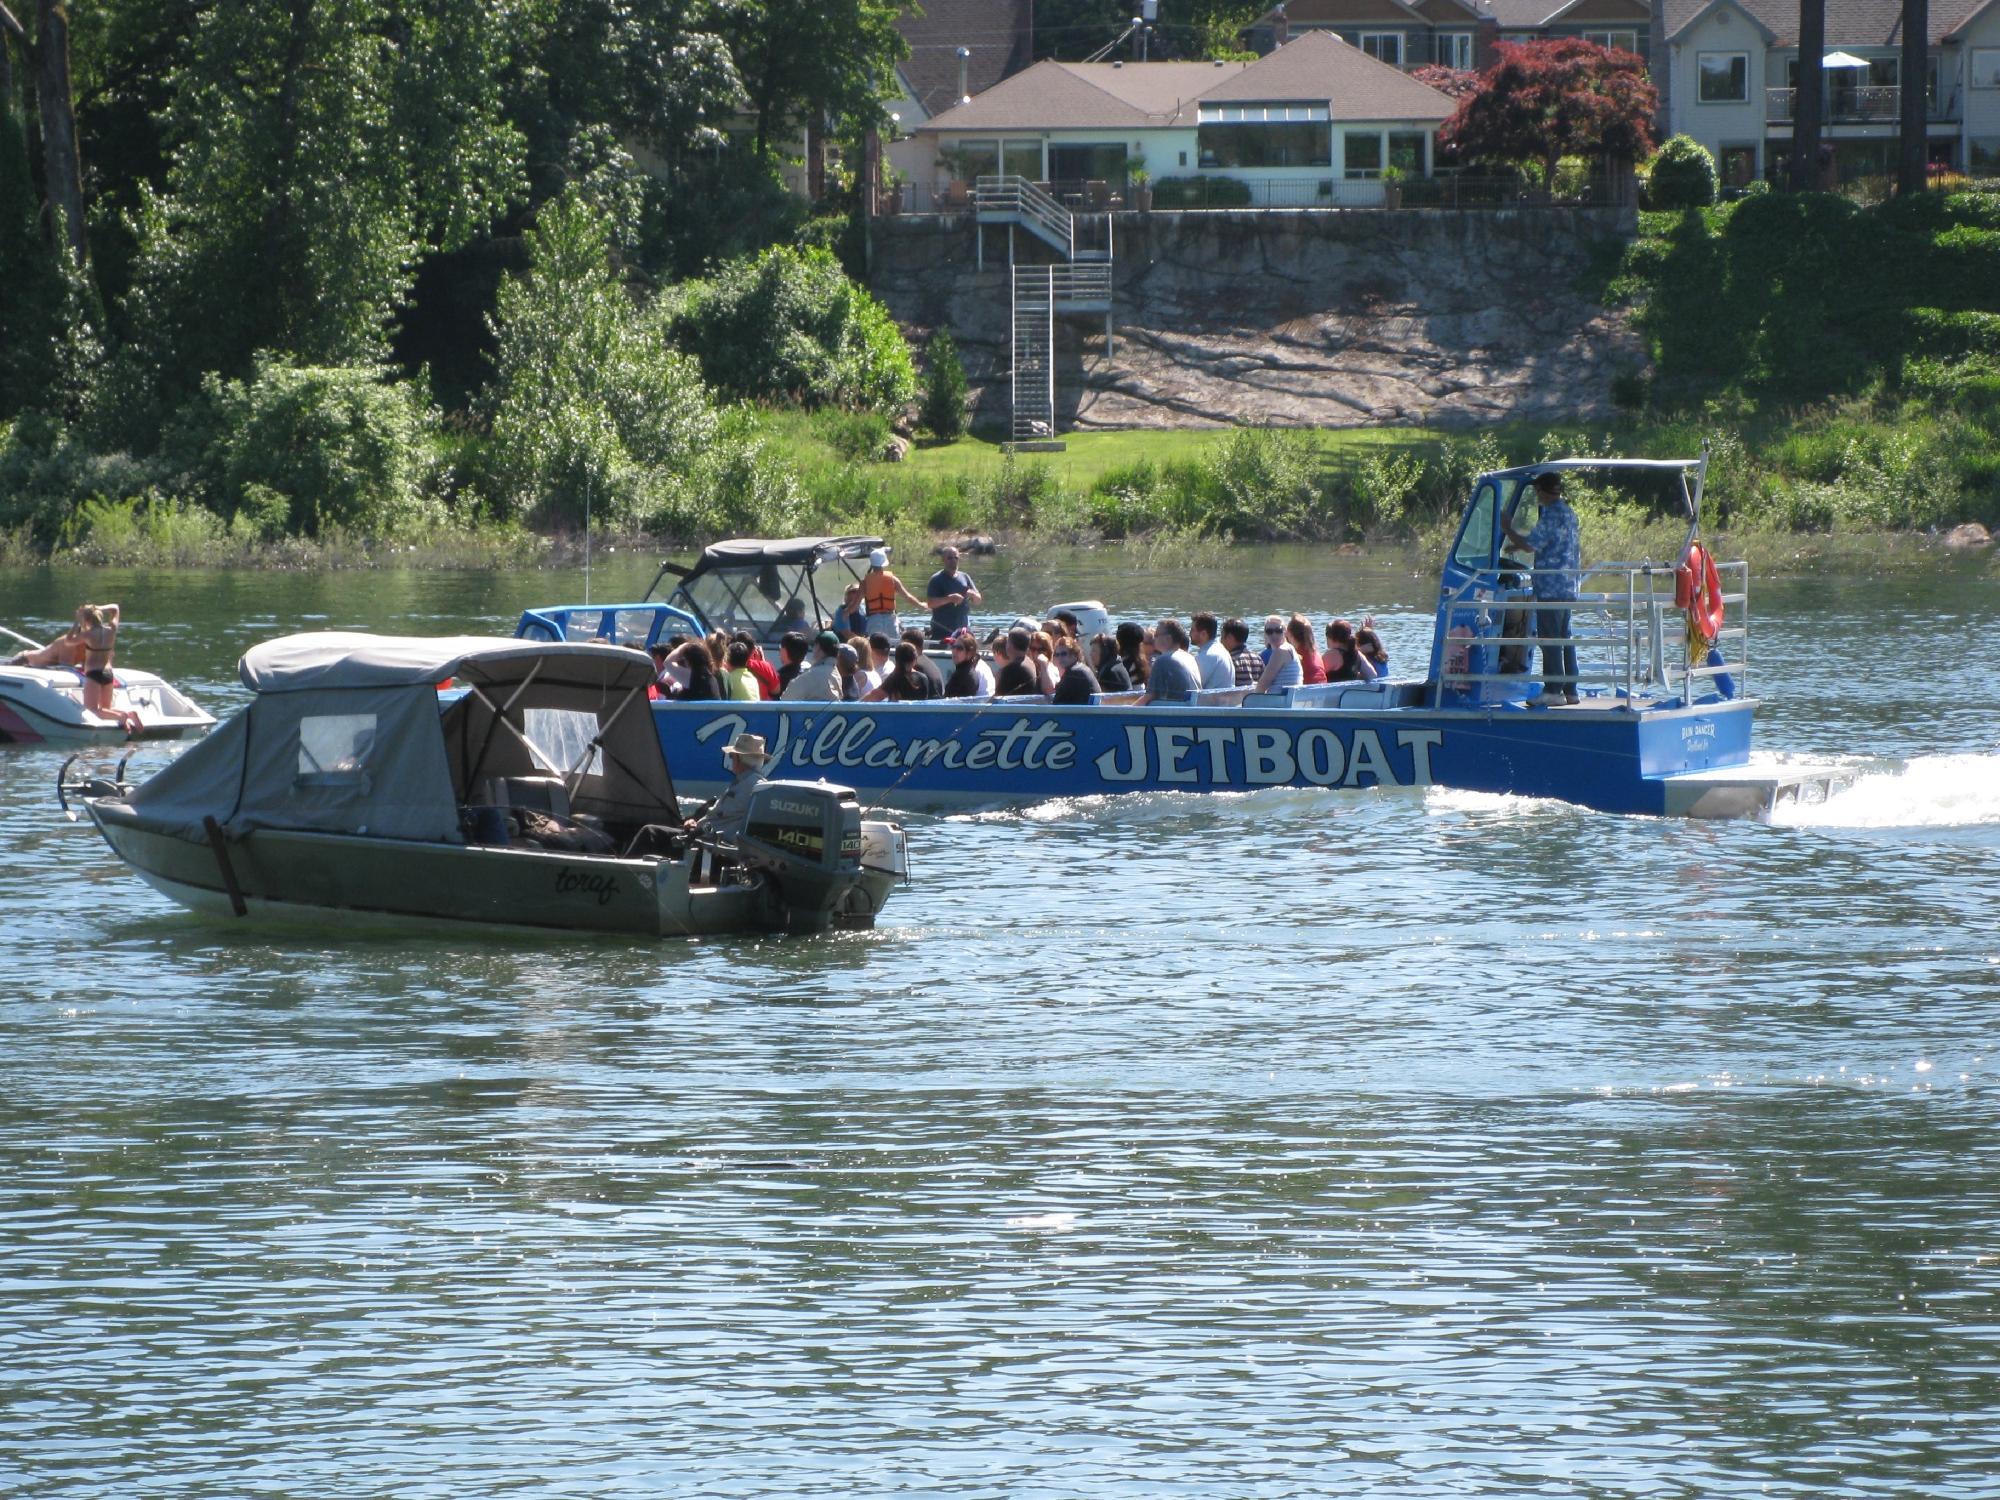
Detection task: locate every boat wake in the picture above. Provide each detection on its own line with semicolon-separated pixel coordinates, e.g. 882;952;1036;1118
1768;751;2000;830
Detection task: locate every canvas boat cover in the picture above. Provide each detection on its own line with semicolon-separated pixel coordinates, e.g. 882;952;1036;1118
130;634;676;843
240;633;648;693
696;536;882;569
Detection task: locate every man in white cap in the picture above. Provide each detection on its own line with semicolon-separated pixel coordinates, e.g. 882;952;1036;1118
859;545;924;639
686;731;771;842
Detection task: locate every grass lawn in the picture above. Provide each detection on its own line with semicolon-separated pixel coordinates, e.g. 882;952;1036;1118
901;427;1446;489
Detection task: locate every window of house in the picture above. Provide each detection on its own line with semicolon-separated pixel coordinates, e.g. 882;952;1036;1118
1440;32;1474;70
1001;140;1043;180
1972;139;2000;174
1698;52;1749;103
1388;131;1429;175
1343;131;1383;178
1582;29;1640;55
1358;32;1403;66
952;140;999;182
1197;103;1331;168
1719;144;1757;185
297;714;376;783
1971;49;2000;89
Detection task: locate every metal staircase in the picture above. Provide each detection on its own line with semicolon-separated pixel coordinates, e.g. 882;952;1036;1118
1010;267;1055;443
975;175;1115;446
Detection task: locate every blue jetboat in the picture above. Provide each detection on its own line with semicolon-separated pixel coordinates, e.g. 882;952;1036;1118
519;453;1849;819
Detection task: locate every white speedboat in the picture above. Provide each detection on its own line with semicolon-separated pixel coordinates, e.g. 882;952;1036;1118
71;633;906;937
0;628;214;745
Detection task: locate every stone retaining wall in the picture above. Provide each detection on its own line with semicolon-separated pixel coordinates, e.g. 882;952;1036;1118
868;208;1645;430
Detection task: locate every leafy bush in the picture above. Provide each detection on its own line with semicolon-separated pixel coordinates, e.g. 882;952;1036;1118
57;492;226;565
0;413;164;540
483;189;718;526
1197;427;1324;538
178;356;437;537
1349;448;1427;535
1647;136;1718;208
671;245;916;416
811;407;891;462
920;330;968;439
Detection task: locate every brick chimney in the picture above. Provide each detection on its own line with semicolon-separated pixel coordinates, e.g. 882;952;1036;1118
1474;16;1500;69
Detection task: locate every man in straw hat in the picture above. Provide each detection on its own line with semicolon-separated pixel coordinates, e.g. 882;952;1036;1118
685;731;771;842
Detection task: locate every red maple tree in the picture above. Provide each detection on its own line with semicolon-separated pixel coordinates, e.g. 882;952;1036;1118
1439;39;1658;188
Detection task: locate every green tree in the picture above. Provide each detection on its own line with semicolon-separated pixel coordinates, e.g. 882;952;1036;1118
919;329;967;439
484;187;717;524
117;0;527;412
722;0;905;155
0;85;64;418
537;0;743;179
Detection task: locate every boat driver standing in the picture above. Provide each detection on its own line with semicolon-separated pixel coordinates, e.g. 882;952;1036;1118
686;732;770;842
925;545;983;642
1504;472;1581;706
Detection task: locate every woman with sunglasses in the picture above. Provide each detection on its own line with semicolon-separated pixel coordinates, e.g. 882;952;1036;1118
1050;636;1102;705
1252;613;1303;693
1028;630;1063;697
941;629;995;698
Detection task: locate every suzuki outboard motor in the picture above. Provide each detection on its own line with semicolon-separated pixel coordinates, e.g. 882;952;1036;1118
735;780;865;933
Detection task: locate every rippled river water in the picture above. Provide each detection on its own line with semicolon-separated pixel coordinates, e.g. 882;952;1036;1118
4;553;1999;1497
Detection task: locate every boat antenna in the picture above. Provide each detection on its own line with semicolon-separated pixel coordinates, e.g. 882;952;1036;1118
583;471;593;606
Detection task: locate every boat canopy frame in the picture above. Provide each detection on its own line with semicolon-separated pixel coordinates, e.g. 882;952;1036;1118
639;535;886;642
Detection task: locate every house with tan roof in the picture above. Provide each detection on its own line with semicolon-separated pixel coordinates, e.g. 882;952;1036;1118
907;29;1457;209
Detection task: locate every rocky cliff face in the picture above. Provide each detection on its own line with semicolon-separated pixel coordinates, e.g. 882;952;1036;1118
869;209;1645;431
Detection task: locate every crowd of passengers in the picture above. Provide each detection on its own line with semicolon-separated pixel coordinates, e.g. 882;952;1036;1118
644;611;1391;706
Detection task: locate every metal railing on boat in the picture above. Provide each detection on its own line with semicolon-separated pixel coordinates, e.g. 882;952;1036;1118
1436;559;1749;706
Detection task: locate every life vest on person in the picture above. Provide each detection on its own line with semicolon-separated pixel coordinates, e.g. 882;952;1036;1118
864;575;898;616
1675;541;1725;657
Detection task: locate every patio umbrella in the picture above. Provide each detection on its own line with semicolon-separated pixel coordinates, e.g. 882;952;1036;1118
1820;51;1871;67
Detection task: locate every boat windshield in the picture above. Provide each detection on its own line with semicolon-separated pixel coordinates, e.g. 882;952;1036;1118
673;560;824;637
1452;478;1519;573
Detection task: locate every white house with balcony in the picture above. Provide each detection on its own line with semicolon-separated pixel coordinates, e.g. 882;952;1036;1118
1662;0;2000;183
906;29;1456;210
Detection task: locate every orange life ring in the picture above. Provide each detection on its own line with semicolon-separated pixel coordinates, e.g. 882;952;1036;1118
1675;542;1725;647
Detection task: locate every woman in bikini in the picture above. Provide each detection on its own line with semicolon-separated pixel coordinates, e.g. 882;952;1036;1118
7;606;90;670
78;604;143;734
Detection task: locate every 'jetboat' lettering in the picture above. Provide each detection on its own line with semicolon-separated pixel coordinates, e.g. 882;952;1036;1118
692;712;1443;791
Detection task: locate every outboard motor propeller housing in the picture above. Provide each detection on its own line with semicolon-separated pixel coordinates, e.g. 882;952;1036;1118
735;779;864;933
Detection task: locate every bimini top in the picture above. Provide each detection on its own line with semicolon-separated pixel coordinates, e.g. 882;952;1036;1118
1491;459;1699;477
133;632;673;845
697;536;883;569
240;633;653;694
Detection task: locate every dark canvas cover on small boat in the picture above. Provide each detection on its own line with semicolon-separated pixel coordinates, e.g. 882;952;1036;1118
130;635;678;843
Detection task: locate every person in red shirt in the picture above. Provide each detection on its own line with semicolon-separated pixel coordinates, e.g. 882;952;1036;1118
733;631;782;700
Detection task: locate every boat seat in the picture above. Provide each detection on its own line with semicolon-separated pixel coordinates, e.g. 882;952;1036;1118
486;774;571;819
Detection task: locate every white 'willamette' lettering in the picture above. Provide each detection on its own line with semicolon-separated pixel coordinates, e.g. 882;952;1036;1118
689;712;1445;791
